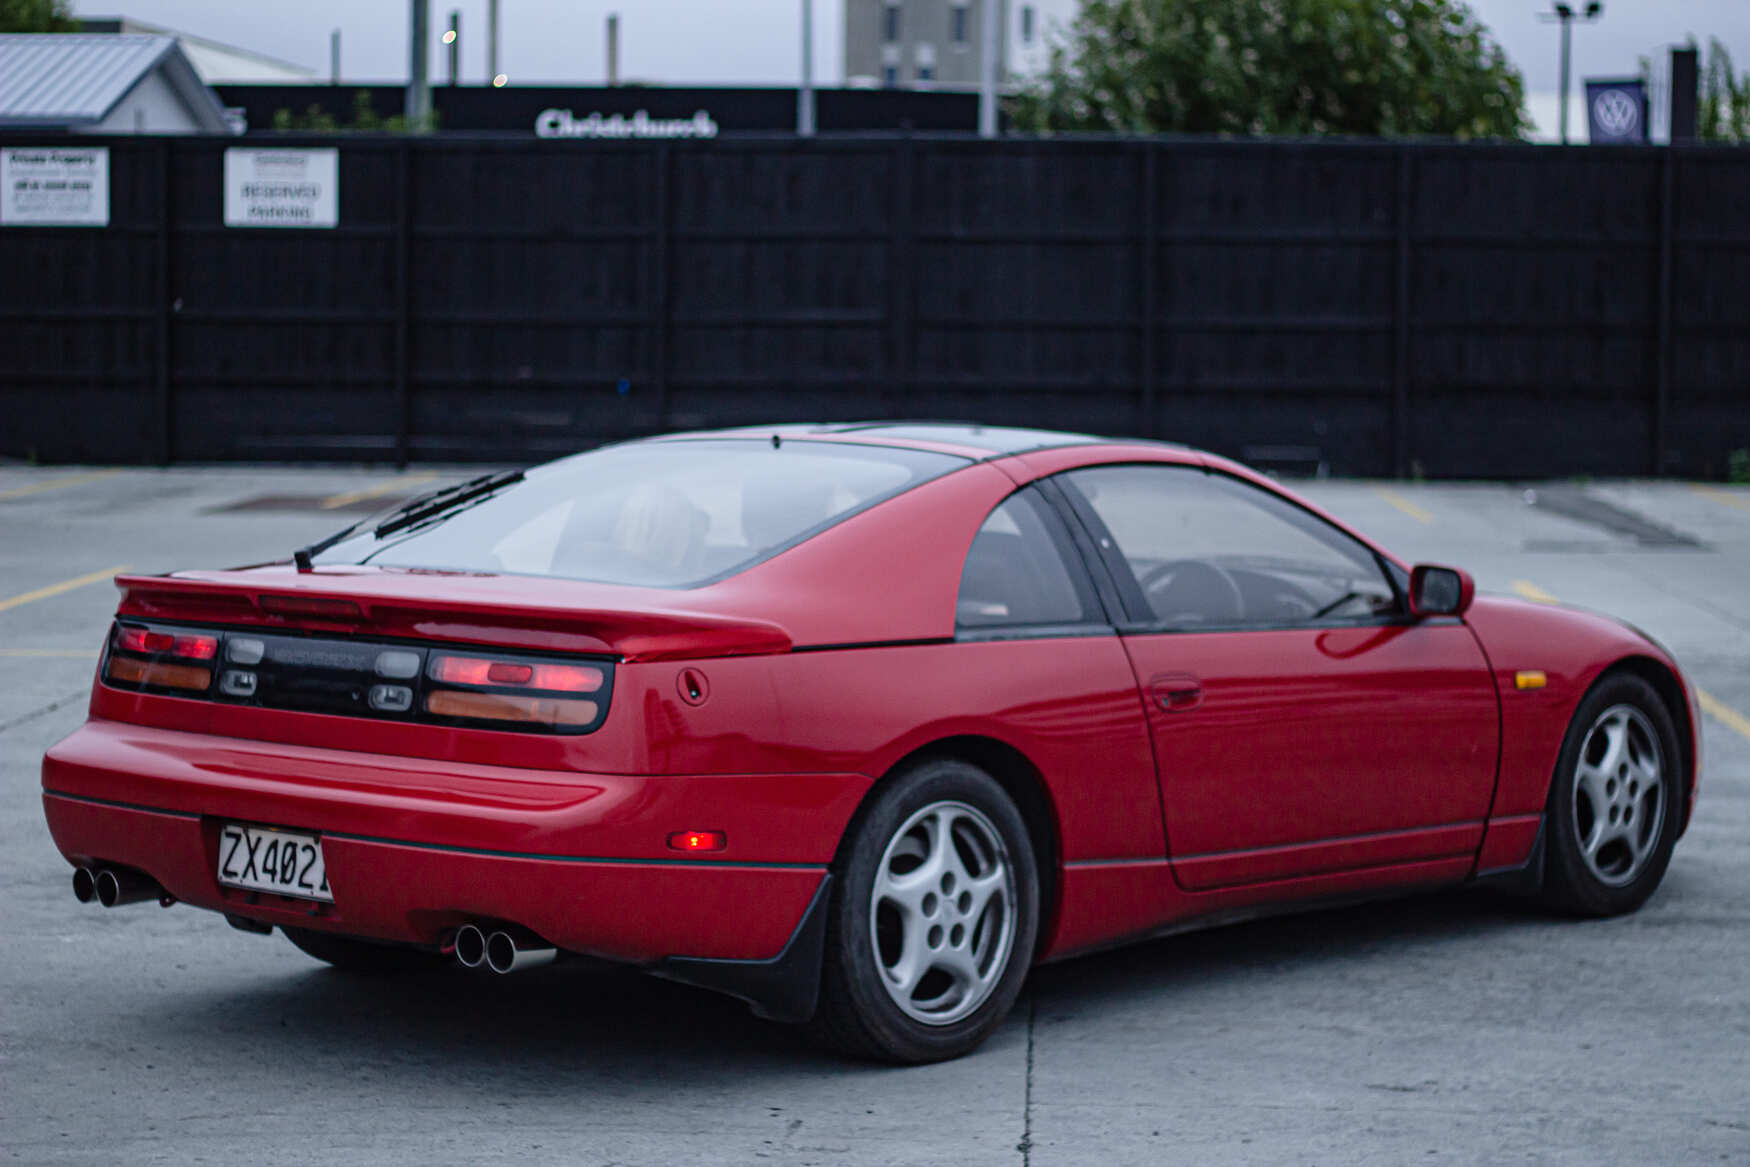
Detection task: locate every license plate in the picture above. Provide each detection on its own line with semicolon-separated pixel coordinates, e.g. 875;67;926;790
217;823;332;902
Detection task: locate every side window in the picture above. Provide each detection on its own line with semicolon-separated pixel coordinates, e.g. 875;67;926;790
957;489;1100;631
1060;465;1398;630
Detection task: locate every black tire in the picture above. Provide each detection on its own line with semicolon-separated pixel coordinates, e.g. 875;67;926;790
282;926;447;975
808;758;1039;1064
1539;673;1683;917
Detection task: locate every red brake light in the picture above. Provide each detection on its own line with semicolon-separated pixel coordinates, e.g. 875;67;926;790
430;654;604;693
667;830;727;853
114;627;218;660
259;594;364;619
486;662;533;685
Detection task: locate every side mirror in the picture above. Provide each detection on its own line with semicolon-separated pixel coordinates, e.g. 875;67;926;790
1409;564;1474;617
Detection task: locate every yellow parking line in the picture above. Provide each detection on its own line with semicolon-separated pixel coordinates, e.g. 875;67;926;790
1374;489;1433;524
319;472;438;511
1690;485;1750;513
0;648;100;658
0;470;122;502
1511;580;1559;604
0;565;129;613
1697;689;1750;744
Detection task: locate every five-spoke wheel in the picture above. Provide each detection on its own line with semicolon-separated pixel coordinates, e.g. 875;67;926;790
1543;673;1682;916
810;758;1038;1063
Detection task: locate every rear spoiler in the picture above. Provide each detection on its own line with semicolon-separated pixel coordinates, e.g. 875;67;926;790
112;572;792;663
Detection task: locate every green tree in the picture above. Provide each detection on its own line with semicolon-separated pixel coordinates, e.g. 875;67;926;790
271;90;434;134
0;0;78;32
1698;36;1749;142
1010;0;1529;139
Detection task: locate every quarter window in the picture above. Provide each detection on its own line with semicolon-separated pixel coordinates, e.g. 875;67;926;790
957;490;1099;630
1060;465;1398;630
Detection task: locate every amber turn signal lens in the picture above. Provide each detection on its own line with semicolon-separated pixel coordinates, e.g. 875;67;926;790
1515;670;1548;691
106;655;212;692
425;689;599;727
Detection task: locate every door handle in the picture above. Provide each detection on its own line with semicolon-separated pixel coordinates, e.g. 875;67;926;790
1148;673;1204;712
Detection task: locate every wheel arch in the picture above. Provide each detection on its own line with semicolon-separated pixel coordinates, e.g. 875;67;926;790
837;734;1063;962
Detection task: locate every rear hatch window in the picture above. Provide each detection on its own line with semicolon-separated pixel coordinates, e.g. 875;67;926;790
312;439;966;588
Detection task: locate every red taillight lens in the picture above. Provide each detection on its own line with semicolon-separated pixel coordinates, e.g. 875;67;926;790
667;830;727;853
430;654;604;693
114;626;218;660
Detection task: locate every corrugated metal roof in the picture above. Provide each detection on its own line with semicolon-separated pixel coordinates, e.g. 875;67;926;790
0;34;175;123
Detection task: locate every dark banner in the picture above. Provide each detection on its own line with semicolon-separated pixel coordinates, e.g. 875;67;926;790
1585;79;1648;144
216;84;983;136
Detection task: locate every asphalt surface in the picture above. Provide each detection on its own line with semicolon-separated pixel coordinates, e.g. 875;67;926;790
2;465;1747;1166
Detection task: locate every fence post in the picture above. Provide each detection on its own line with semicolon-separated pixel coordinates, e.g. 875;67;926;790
888;137;915;416
1137;142;1158;439
1391;147;1413;480
650;143;672;433
154;140;173;465
1654;148;1674;477
394;141;412;467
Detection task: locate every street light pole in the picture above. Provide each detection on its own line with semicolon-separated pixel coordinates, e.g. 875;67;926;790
1540;2;1604;145
798;0;815;136
407;0;431;130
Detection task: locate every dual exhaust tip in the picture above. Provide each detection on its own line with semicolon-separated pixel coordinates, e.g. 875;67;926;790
72;866;164;908
453;923;556;975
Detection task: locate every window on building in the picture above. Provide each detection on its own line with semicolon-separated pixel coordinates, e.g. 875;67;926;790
917;64;935;82
951;4;969;45
1021;4;1035;43
882;65;899;87
882;2;900;44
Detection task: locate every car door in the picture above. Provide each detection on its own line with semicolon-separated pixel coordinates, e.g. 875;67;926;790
1052;464;1500;891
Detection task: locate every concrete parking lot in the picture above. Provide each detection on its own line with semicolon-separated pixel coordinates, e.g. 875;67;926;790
2;464;1747;1165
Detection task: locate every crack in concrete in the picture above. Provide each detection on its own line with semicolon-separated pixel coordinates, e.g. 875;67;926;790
1018;993;1037;1165
0;691;87;736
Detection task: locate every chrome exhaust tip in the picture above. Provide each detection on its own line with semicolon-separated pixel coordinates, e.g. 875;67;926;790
94;867;162;908
453;923;488;969
72;866;98;904
484;929;557;974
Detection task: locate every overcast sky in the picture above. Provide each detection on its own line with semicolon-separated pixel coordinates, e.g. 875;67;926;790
72;0;1750;138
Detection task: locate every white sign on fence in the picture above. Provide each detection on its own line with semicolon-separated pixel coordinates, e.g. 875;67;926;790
223;148;338;228
1;147;109;226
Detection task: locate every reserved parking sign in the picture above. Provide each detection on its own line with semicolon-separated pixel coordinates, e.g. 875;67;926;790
223;148;339;228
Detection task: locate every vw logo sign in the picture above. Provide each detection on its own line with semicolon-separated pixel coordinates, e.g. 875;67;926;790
1593;89;1640;138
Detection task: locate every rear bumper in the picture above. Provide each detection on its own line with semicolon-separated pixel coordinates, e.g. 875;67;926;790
41;718;856;965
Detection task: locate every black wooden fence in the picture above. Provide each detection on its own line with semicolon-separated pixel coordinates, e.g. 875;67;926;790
3;134;1746;477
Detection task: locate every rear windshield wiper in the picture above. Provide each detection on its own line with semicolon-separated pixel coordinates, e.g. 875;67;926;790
373;469;524;539
291;470;524;572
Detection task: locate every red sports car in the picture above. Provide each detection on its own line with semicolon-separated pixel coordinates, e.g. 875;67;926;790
42;424;1700;1062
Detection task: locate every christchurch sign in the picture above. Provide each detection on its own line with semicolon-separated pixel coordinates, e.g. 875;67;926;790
535;108;719;139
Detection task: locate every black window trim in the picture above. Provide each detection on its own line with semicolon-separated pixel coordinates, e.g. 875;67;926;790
1046;462;1417;637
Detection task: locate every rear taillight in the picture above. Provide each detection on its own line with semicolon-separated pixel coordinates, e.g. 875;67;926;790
425;651;608;732
99;621;612;734
105;623;218;693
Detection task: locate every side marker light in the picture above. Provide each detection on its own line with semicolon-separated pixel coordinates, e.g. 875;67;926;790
1515;670;1548;691
667;830;727;853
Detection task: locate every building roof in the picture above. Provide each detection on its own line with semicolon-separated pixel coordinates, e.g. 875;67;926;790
0;34;233;132
80;18;318;84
